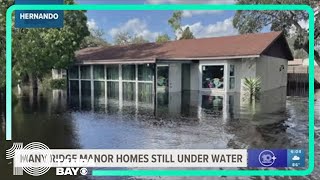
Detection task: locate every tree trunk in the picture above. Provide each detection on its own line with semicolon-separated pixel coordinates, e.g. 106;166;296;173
0;88;5;114
314;50;320;67
29;73;38;90
302;39;320;67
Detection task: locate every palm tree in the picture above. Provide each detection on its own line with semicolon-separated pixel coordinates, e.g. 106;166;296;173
243;77;261;102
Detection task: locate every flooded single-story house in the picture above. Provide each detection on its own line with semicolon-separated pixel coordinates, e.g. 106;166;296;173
67;31;293;101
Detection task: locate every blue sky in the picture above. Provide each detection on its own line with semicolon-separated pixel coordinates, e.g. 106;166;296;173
75;0;240;43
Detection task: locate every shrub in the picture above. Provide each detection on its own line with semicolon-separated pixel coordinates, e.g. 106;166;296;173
243;77;261;102
50;79;67;89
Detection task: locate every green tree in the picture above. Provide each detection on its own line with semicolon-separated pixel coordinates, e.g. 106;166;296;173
168;11;183;34
0;0;14;91
113;31;149;45
287;35;308;59
12;0;89;89
114;31;132;45
233;0;320;66
81;28;109;48
168;11;195;40
179;27;195;40
131;35;149;44
156;34;170;43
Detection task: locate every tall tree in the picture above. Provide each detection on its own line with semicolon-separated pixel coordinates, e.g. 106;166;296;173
168;11;195;40
11;0;89;89
179;27;195;40
131;35;149;44
156;34;171;43
287;35;308;59
233;0;320;66
81;28;110;48
168;11;183;35
114;31;132;45
113;31;149;45
0;0;14;91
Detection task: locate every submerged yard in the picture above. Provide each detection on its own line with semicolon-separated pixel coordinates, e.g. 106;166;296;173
0;88;319;179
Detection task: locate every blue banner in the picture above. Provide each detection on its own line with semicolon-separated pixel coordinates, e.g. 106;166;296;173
15;0;64;28
287;149;305;167
248;149;288;167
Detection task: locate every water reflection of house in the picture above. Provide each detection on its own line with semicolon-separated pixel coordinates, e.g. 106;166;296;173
67;31;292;120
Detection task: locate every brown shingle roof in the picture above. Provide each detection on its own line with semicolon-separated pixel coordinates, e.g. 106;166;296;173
75;31;293;63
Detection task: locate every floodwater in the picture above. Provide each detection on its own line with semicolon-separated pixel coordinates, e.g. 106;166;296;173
0;87;319;180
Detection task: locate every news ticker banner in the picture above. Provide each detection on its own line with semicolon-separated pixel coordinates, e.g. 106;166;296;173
15;0;64;28
6;142;305;176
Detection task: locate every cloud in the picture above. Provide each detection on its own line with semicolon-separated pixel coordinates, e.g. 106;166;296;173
292;155;300;161
182;10;223;17
176;17;238;39
146;0;234;17
87;19;98;32
108;18;160;42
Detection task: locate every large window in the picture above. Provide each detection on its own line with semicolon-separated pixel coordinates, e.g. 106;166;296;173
94;81;105;98
93;65;105;80
122;65;136;80
229;65;235;89
107;65;119;80
69;80;79;97
68;64;155;106
138;83;153;103
80;66;91;79
138;64;153;81
123;82;136;101
107;82;119;99
81;81;91;97
69;66;79;79
81;81;92;109
202;65;224;89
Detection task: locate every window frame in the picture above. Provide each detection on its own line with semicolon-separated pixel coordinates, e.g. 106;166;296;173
201;64;226;91
229;64;235;90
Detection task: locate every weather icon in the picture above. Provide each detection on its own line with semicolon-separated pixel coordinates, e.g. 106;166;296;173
292;155;300;161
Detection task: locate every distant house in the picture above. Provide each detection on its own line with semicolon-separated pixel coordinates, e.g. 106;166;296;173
288;58;320;86
52;69;67;79
68;31;293;98
288;58;316;67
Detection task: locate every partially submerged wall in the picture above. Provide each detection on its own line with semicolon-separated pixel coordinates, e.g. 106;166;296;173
256;55;288;91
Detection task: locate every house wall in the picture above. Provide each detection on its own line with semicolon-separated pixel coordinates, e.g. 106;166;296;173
168;63;182;92
181;64;191;91
238;58;257;93
190;63;200;91
256;55;288;91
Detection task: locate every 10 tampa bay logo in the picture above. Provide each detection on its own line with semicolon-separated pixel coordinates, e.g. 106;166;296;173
6;142;89;176
6;142;51;176
56;167;88;176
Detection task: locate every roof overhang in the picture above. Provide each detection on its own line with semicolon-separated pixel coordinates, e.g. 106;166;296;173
75;55;261;65
156;55;260;61
75;58;156;65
